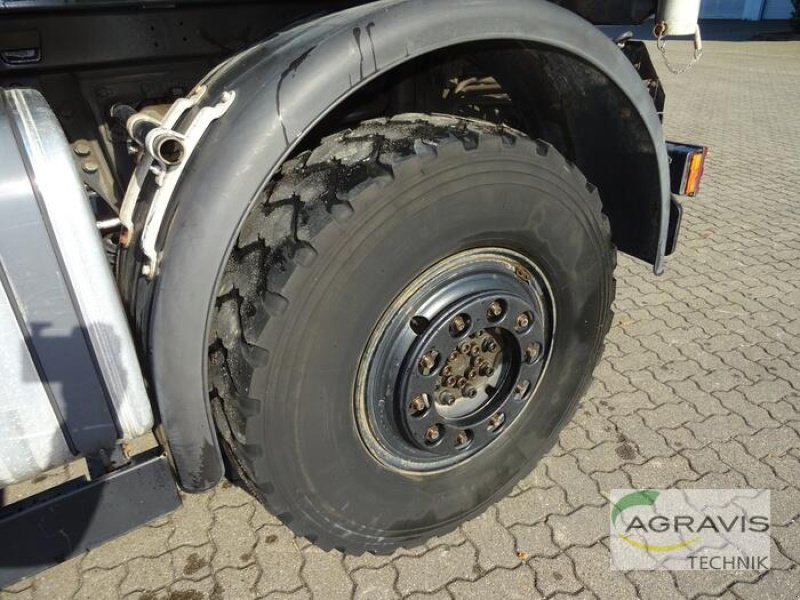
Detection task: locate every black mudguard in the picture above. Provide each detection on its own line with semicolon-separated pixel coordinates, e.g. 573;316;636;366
142;0;671;490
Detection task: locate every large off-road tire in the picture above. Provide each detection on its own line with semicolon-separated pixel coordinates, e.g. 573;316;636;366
209;113;615;554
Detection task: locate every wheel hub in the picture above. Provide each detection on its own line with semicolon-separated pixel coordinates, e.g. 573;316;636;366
355;248;554;472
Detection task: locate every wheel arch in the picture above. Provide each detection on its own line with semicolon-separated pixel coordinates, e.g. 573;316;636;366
137;0;669;490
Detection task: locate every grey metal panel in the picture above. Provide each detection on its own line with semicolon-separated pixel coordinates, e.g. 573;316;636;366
0;88;154;484
0;270;73;487
5;89;154;442
0;95;116;456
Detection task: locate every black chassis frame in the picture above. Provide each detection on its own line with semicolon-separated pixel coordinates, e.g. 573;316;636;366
0;0;672;492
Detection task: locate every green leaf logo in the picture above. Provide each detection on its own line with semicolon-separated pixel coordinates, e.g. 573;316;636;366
611;490;659;526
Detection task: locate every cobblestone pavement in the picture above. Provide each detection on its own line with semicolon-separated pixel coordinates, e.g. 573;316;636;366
3;35;799;600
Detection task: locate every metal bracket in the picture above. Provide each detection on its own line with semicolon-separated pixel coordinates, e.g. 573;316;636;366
139;90;235;278
118;84;207;246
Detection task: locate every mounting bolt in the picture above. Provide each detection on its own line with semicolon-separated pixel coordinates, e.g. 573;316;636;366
459;342;471;354
73;141;91;157
440;392;456;406
409;394;429;415
455;430;471;448
487;412;506;432
487;300;504;320
81;160;99;174
515;312;531;330
462;386;478;399
419;350;439;374
480;365;495;377
425;424;442;443
451;314;468;335
525;342;542;363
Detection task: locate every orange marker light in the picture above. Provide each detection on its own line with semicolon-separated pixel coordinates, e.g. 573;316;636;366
684;148;707;197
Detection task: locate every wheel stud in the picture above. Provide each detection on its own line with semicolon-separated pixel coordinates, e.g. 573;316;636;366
439;392;456;406
409;393;429;415
425;424;443;443
515;312;531;331
515;380;531;397
487;300;505;321
487;412;506;432
525;342;542;364
450;314;470;336
455;430;472;448
419;350;439;375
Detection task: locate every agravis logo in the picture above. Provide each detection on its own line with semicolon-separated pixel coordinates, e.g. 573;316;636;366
609;489;770;571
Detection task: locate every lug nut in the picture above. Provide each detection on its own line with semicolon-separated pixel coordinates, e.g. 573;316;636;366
455;430;472;448
425;424;442;443
409;394;429;415
419;350;439;374
515;380;531;397
525;342;542;364
487;412;506;432
516;312;531;330
487;300;505;320
451;314;469;335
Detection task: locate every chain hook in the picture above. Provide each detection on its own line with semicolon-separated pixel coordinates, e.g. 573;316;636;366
654;22;703;75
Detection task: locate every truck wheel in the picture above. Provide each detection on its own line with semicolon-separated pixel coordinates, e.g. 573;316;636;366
209;113;615;553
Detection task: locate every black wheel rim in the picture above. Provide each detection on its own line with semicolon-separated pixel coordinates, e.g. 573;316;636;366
355;248;555;473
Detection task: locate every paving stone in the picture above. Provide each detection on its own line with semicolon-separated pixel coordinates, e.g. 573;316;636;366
29;558;81;600
610;414;672;459
209;504;258;570
567;543;638;600
395;544;477;595
74;566;127;600
214;564;259;599
509;523;560;558
624;454;699;489
119;555;174;597
731;569;800;600
549;504;608;549
626;570;684;600
461;506;519;570
529;553;582;596
300;549;352;600
351;566;398;600
448;567;540;600
543;455;604;508
496;486;569;527
253;526;304;595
